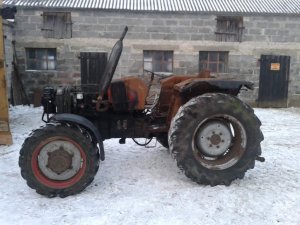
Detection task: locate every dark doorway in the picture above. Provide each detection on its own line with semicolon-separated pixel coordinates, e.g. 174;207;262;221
80;52;107;85
258;55;290;107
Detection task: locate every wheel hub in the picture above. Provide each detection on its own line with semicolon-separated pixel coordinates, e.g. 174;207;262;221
210;134;221;145
195;121;232;157
37;140;82;181
47;147;73;174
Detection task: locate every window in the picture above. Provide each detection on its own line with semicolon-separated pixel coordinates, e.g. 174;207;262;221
215;17;244;42
26;48;57;70
143;51;173;73
42;12;72;39
199;51;228;73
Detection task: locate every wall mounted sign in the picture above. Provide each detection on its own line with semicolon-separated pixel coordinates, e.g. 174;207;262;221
270;63;280;71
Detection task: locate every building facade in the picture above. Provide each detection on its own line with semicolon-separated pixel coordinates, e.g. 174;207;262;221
3;0;300;106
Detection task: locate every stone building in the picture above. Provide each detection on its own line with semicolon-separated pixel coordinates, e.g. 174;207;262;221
3;0;300;106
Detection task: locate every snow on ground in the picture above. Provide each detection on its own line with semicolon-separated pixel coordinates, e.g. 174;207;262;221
0;106;300;225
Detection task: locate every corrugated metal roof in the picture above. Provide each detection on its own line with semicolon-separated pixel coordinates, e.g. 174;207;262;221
3;0;300;15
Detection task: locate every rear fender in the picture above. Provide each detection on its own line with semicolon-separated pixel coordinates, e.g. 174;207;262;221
177;80;254;97
50;114;105;161
167;80;254;125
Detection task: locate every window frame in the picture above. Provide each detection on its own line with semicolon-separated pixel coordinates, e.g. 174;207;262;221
26;48;57;71
143;50;174;74
215;16;244;42
199;51;229;73
42;11;72;39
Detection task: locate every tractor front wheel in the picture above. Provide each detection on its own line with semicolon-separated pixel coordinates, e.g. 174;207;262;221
19;123;100;197
168;93;263;186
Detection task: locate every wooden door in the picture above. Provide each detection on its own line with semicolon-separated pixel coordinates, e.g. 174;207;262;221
258;55;290;107
80;52;107;85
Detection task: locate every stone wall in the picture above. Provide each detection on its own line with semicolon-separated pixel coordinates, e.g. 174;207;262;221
10;8;300;106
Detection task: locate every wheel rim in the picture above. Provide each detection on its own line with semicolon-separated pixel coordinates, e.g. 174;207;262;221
192;115;247;170
31;136;87;189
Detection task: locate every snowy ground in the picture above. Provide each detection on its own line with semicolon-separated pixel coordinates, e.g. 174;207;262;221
0;106;300;225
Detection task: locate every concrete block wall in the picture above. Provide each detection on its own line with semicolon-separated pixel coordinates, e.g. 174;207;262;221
244;16;300;42
10;8;300;105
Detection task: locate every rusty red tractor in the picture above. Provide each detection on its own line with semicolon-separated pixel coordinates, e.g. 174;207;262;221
19;27;264;197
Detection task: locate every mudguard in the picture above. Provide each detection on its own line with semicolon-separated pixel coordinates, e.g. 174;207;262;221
50;113;105;161
177;80;254;97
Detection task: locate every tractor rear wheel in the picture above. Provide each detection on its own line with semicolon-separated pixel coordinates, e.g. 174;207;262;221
19;123;100;197
168;93;263;186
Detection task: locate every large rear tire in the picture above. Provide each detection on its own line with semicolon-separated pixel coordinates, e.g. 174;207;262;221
19;123;100;197
168;93;263;186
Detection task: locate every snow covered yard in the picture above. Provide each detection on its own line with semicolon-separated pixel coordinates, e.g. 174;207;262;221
0;106;299;225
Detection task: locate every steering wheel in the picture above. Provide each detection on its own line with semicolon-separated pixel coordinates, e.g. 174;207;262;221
144;69;170;80
144;69;173;106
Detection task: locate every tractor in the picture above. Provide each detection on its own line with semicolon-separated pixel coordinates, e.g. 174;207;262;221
19;26;264;197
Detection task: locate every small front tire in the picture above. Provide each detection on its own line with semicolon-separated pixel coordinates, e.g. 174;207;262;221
19;123;100;197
